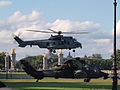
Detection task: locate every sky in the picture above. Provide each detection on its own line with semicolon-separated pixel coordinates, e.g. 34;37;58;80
0;0;120;60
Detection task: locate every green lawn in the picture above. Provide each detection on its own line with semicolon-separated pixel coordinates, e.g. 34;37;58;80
1;78;120;90
0;72;33;79
0;72;120;90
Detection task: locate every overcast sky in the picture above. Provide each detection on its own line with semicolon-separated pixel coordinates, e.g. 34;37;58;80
0;0;120;60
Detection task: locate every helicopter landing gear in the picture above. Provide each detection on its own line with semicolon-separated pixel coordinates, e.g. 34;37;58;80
53;50;56;53
73;50;75;52
36;79;39;82
84;78;91;82
49;49;56;53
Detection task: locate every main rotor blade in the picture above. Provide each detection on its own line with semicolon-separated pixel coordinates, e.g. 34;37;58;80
61;31;89;34
26;30;89;34
48;29;89;34
48;29;58;33
26;30;52;33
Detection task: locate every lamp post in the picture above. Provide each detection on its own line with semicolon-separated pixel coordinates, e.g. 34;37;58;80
112;0;118;90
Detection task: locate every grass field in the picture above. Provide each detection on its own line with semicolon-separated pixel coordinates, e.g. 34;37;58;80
0;72;33;79
1;78;120;90
0;72;120;90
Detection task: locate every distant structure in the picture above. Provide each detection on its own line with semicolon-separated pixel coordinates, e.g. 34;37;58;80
43;51;58;70
11;48;16;71
42;50;73;68
5;52;10;72
67;52;72;59
84;55;87;58
43;53;48;70
58;49;64;65
4;48;17;72
47;50;58;59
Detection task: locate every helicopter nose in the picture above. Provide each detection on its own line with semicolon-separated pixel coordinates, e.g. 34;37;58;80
79;42;82;48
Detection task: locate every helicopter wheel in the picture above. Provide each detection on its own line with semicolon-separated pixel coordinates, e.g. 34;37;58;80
53;50;56;53
84;78;91;82
73;50;75;52
36;79;39;82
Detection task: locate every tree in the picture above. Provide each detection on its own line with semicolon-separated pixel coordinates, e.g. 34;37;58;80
85;59;113;70
91;54;102;59
111;49;120;61
0;52;5;69
20;55;43;69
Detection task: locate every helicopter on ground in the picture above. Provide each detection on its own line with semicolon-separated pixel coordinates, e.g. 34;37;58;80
20;57;109;82
13;29;88;53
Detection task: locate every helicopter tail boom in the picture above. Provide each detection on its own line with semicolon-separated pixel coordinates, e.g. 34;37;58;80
14;36;27;47
20;60;44;82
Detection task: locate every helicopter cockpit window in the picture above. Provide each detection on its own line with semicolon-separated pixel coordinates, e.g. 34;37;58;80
64;60;83;69
72;60;83;69
93;66;100;72
74;39;77;42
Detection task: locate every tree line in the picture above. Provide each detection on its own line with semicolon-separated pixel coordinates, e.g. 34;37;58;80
1;49;120;70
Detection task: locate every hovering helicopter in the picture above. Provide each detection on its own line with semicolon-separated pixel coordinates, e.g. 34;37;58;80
20;57;109;82
14;29;88;53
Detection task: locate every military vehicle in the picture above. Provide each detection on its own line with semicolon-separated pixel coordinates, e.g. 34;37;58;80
20;58;109;82
13;29;88;53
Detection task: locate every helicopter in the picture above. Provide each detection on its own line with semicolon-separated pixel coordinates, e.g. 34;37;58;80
20;57;109;82
13;29;88;53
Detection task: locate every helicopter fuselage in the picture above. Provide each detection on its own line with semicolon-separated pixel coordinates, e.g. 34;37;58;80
14;35;82;50
20;59;109;82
